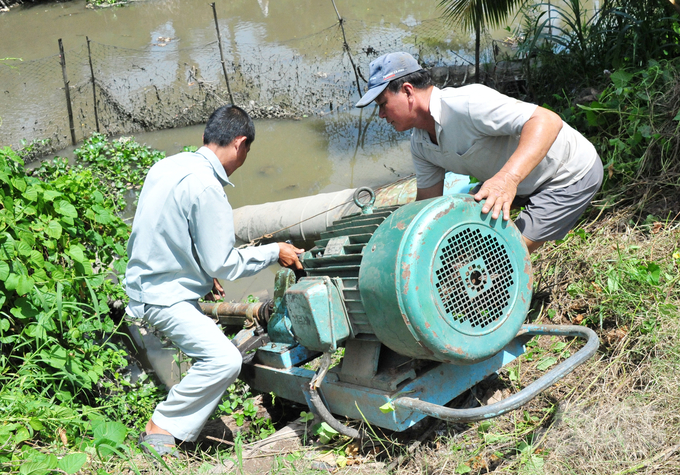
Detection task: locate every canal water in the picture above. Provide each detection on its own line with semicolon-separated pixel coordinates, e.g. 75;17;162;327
2;0;597;301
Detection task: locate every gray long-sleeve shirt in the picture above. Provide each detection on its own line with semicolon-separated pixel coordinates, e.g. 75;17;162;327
124;146;279;306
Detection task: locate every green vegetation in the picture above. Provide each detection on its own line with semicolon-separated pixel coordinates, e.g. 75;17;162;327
85;0;129;8
0;137;164;472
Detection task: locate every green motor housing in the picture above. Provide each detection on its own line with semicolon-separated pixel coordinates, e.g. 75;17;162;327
359;194;532;364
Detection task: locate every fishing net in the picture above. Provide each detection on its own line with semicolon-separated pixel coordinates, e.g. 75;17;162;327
0;15;519;157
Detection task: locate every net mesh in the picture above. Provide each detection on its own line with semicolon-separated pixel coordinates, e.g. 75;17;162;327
0;16;515;156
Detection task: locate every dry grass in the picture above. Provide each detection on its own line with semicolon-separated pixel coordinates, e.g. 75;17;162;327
385;206;680;475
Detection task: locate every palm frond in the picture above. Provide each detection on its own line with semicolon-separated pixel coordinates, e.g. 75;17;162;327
438;0;530;32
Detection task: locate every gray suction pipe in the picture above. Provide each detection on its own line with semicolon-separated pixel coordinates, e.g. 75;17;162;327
232;173;472;244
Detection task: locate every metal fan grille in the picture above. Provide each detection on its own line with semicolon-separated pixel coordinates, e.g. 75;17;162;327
434;227;515;331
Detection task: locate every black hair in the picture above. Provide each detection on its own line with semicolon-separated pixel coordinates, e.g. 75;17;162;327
386;69;432;94
203;105;255;147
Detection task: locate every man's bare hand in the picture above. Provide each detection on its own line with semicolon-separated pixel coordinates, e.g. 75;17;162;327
278;242;304;270
473;171;520;221
204;278;225;301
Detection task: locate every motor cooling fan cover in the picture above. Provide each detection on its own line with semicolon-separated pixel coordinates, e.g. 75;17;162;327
359;195;532;364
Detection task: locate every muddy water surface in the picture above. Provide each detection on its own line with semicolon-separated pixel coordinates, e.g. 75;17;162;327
0;0;440;60
2;0;598;300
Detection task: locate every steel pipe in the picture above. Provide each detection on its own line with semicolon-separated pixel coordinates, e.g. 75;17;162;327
393;324;599;423
199;300;272;327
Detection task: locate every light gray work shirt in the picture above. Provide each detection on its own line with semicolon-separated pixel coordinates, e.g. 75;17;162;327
411;85;598;196
124;146;279;307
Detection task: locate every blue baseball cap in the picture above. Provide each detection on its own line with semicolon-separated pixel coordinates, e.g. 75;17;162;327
355;52;424;108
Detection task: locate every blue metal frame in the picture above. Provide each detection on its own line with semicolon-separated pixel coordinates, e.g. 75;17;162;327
240;335;527;432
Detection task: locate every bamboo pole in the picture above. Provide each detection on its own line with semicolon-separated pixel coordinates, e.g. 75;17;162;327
210;2;235;105
86;37;100;133
330;0;363;98
58;39;77;146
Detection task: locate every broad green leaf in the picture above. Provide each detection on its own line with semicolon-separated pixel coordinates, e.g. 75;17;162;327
23;186;39;201
646;263;661;284
87;369;99;383
57;453;88;475
611;70;633;89
0;236;15;258
0;260;9;281
0;318;9;331
19;461;50;475
379;402;395;413
51;267;65;280
18;231;35;247
4;273;19;291
92;421;127;445
16;240;32;257
45;220;62;239
40;346;67;369
56;200;78;218
42;190;62;201
10;299;39;323
537;356;558;371
23;205;37;216
673;109;680;121
29;250;45;268
11;177;26;192
67;246;85;263
28;419;44;431
16;275;35;295
13;426;31;444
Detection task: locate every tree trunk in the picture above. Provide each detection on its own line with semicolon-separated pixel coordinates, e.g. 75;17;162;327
475;20;480;83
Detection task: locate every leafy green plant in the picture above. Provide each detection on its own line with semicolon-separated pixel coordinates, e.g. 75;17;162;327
569;60;680;190
68;133;165;211
0;136;169;465
513;0;680;105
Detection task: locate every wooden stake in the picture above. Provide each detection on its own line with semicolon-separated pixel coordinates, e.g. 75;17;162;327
330;0;363;98
210;2;235;105
58;38;77;146
86;37;100;133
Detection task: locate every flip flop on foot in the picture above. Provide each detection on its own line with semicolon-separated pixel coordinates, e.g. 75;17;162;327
139;431;179;458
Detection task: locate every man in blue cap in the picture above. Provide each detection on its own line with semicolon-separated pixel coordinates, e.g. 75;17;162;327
356;52;603;253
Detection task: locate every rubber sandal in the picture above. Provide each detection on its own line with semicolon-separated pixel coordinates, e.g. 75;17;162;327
139;431;179;458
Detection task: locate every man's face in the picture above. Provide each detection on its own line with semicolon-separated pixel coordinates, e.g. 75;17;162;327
234;139;250;171
375;87;413;132
223;137;250;177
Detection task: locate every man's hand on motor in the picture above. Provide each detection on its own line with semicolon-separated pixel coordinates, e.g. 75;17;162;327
473;171;520;221
278;242;304;270
203;278;225;301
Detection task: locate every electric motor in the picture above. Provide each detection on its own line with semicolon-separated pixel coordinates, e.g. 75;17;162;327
287;194;532;364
